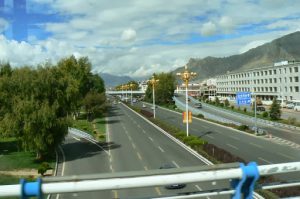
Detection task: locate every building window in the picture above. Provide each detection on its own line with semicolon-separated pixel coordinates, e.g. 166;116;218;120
279;69;282;74
295;67;299;72
260;71;263;76
265;79;268;83
254;80;256;84
279;78;282;83
270;87;273;92
257;79;260;84
257;72;259;76
269;70;272;75
273;69;276;74
290;86;293;92
261;87;264;92
284;68;287;73
290;67;292;73
295;76;299;82
265;71;267;75
261;79;264;83
290;77;293;82
285;87;287;92
269;78;272;83
274;78;277;83
285;77;287;83
258;87;260;92
295;86;299;92
265;87;268;92
274;87;277;92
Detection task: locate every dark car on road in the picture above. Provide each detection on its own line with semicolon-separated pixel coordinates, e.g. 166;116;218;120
194;103;202;108
159;164;186;189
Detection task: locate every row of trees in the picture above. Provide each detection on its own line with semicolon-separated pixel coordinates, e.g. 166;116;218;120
0;56;105;159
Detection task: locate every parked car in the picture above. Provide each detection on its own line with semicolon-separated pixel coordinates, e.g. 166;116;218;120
256;106;265;112
159;164;186;189
251;127;268;136
293;101;300;111
286;102;295;109
194;103;202;108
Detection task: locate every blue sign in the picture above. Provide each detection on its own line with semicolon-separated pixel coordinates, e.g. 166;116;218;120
236;92;251;105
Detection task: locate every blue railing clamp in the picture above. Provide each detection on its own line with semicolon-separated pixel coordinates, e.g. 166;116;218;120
231;162;260;199
20;178;43;199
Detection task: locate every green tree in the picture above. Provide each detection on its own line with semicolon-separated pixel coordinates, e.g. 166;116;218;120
145;73;176;105
224;99;230;107
269;99;281;120
83;92;106;121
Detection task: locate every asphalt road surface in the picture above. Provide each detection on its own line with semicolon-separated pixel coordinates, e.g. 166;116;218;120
137;101;300;182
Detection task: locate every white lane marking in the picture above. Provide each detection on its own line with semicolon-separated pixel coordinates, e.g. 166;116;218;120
195;185;202;191
250;142;262;149
72;136;81;141
137;152;142;160
132;143;136;149
230;135;240;140
137;124;141;128
56;146;65;199
278;152;294;160
258;157;273;164
128;135;132;141
158;146;165;153
144;166;148;171
226;143;238;150
142;130;147;134
206;135;214;139
148;137;154;142
172;160;180;168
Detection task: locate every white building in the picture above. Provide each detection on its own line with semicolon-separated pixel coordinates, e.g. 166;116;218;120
216;61;300;102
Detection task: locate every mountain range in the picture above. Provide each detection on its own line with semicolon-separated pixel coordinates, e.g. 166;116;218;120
98;73;133;88
173;31;300;82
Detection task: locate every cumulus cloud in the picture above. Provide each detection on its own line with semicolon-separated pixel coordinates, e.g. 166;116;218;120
219;16;234;33
0;18;8;32
200;21;217;36
121;28;137;42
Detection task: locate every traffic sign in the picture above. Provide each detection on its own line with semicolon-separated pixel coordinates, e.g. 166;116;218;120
236;92;251;106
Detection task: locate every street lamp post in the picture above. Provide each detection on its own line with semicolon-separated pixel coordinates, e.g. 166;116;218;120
149;76;159;118
130;83;134;105
177;65;197;137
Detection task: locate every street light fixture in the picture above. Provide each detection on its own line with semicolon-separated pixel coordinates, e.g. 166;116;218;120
149;76;159;118
177;65;197;137
129;83;135;105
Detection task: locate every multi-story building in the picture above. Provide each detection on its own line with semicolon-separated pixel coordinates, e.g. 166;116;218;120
216;61;300;102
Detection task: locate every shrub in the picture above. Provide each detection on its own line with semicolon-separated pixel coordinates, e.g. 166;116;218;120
38;162;51;176
220;103;224;107
224;99;230;107
231;105;234;110
197;114;204;118
287;117;297;125
243;107;247;112
262;111;268;118
237;106;241;111
237;125;249;131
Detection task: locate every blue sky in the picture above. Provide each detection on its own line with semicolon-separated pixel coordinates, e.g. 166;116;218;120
0;0;300;77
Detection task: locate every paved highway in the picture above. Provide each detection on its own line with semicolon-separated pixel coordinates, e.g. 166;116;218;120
138;102;300;181
176;95;300;147
55;103;231;198
108;104;230;198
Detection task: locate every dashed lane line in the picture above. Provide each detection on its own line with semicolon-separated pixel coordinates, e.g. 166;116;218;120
277;152;294;160
149;136;154;142
250;142;263;149
172;160;180;168
258;157;273;164
226;143;238;150
155;187;162;196
132;143;136;149
206;135;214;139
195;185;202;191
137;152;142;160
158;146;165;153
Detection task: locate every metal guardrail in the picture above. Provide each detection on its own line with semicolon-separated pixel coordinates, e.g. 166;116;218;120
173;96;241;126
68;127;94;140
1;162;300;198
187;96;300;131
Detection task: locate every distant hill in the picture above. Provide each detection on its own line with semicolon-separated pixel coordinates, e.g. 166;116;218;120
173;31;300;81
98;73;133;88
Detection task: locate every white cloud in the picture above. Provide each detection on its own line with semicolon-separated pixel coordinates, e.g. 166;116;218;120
121;28;137;42
200;21;217;36
239;40;270;54
219;16;234;33
0;18;8;32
